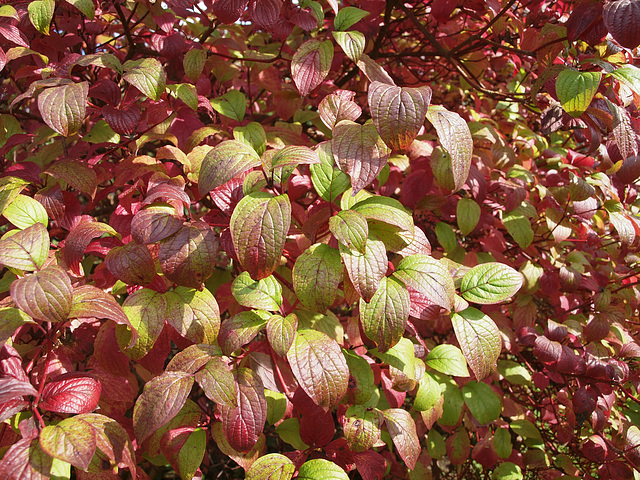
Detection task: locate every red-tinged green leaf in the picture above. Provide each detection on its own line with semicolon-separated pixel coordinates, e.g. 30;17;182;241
356;53;396;85
104;242;155;286
0;222;48;270
340;237;387;302
275;418;308;450
44;160;97;199
503;207;533;248
607;99;639;161
352;195;414;233
246;453;295;480
460;263;523;305
10;265;73;323
605;200;637;246
0;437;52;480
159;222;218;289
0;307;34;343
430;146;456;191
270;145;320;170
165;286;221;344
69;285;138;348
220;367;267;453
184;48;206;82
329;210;368;254
494;427;512;459
291;39;334;96
3;194;48;229
297;459;349;480
360;275;410;352
198;140;261;195
425;344;470;377
75;413;136;475
393;254;455;312
555;69;601;118
0;376;37;403
603;0;640;49
169;83;198;111
446;428;470;466
461;381;502;425
332;31;365;62
343;405;383;452
266;313;297;357
211;90;246;121
123;58;166;101
231;193;291;280
310;142;351;202
146;399;201;458
160;427;206;480
63;220;118;275
332;121;391;195
0;5;18;18
39;373;101;414
0;176;29;215
368;82;432;153
234;122;267;156
133;371;194;444
293;243;342;312
435;222;456;253
218;311;268;356
39;417;96;471
457;198;481;236
119;288;167;359
28;0;54;35
232;272;282;311
609;65;640;97
451;307;501;380
334;6;369;30
72;52;121;73
383;408;420;469
37;81;88;136
131;203;183;245
166;343;222;374
196;356;237;407
286;329;349;411
211;422;265;471
318;90;361;130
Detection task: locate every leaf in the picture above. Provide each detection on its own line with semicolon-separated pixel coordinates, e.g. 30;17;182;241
368;82;432;152
246;453;295;480
603;0;640;49
184;48;206;82
0;222;48;270
123;58;166;101
270;145;320;170
329;210;368;254
213;0;250;24
3;194;48;229
351;195;414;233
266;313;298;357
131;203;183;245
28;0;54;34
0;376;37;403
39;417;96;471
104;242;156;286
75;413;136;474
393;254;455;312
609;64;640;98
492;462;523;480
291;39;334;96
211;422;265;471
63;220;118;276
503;207;533;248
198;140;261;195
332;121;391;194
65;0;95;19
231;272;281;311
218;311;268;356
457;198;481;236
414;372;442;411
318;91;362;130
383;408;420;469
451;307;501;380
310;142;351;201
44;160;97;198
0;437;53;480
356;53;396;85
0;176;29;215
343;406;383;452
293;243;342;312
425;344;470;377
133;371;194;444
196;357;237;407
287;329;349;411
167;343;222;374
461;381;502;425
339;237;387;302
37;82;88;136
160;427;206;480
39;373;102;414
0;307;34;344
165;286;221;344
119;288;167;359
159;222;218;289
494;427;513;459
359;276;410;352
234;122;267;156
297;459;349;480
10;265;73;323
231;192;291;280
556;68;602;117
333;31;366;62
211;90;246;121
334;6;369;30
460;263;523;304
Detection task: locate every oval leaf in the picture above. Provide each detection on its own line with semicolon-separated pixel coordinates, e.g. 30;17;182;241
461;381;502;425
131;203;183;245
393;254;455;312
292;39;334;96
383;408;420;469
39;417;97;471
0;222;48;270
451;306;502;380
195;357;238;408
246;453;295;480
39;373;101;414
425;344;470;377
123;58;166;101
165;286;221;344
3;194;48;229
119;288;167;359
318;90;362;130
293;243;342;313
198;140;261;195
266;313;298;357
297;459;349;480
105;242;156;286
556;68;602;118
37;82;88;136
232;272;283;311
339;237;387;302
460;262;523;305
10;265;73;323
603;0;640;49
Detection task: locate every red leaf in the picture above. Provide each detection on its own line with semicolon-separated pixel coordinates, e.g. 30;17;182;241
10;265;74;323
39;373;102;414
0;24;29;47
293;388;335;447
431;0;458;22
603;0;640;49
0;437;52;480
105;242;156;286
248;0;282;30
63;220;119;275
131;203;184;245
102;104;141;136
353;450;387;480
383;409;420;469
39;416;97;471
213;0;249;24
565;1;605;43
318;90;362;130
0;377;37;404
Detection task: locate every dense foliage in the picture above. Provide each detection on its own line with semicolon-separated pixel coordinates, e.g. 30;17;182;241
1;0;640;479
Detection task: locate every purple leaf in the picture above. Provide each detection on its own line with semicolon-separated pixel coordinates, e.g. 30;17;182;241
291;39;334;96
270;145;320;170
218;311;267;356
10;265;73;323
0;437;52;480
102;104;141;136
37;82;88;136
213;0;250;24
603;0;640;49
356;53;395;85
63;220;118;276
39;416;97;471
39;373;102;414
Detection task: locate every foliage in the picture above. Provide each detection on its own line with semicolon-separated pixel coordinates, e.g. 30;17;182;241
0;0;640;479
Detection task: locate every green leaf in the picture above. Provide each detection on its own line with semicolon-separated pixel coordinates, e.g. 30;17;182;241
233;272;282;311
165;286;221;344
71;52;121;73
374;337;422;385
293;243;342;313
462;381;501;424
329;210;368;254
287;329;349;411
457;198;481;236
0;307;34;344
123;58;166;101
10;265;73;323
435;222;457;253
493;427;512;459
119;288;167;359
343;349;375;405
383;409;420;469
414;372;441;411
460;262;523;304
266;314;298;357
439;379;464;426
503;207;533;248
359;276;410;352
426;429;446;459
37;82;88;136
339;236;387;302
0;222;48;271
332;31;366;62
173;428;206;480
291;39;334;96
556;69;601;117
265;389;287;425
497;360;531;385
276;418;309;450
172;83;198;111
605;200;636;246
3;194;48;229
334;6;370;30
195;357;237;407
166;343;221;374
310;142;351;202
425;344;469;377
218;310;268;356
297;459;349;480
0;176;28;215
183;48;206;82
231;193;291;280
198;140;261;194
426;105;472;191
0;5;18;18
65;0;95;19
451;307;501;380
39;417;96;471
343;405;383;452
211;90;246;121
234;122;267;156
491;462;523;480
609;64;640;97
28;0;54;34
351;195;414;233
393;254;455;312
247;453;295;480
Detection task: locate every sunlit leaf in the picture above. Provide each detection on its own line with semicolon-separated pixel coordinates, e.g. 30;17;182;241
318;91;362;130
425;344;470;377
104;242;156;286
10;265;73;323
556;68;601;117
297;459;349;480
266;313;297;357
0;222;48;270
211;90;246;121
165;286;221;344
340;237;387;302
393;254;455;312
119;288;167;359
343;405;383;452
451;307;501;380
198;140;261;195
460;262;523;304
39;373;102;414
310;142;351;202
383;408;420;469
38;82;88;136
291;39;334;96
293;243;342;313
461;381;502;425
3;194;48;229
333;31;366;62
246;453;295;480
28;0;54;35
39;416;96;471
196;356;237;407
123;58;166;101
